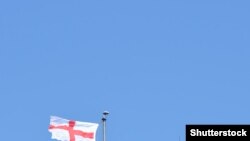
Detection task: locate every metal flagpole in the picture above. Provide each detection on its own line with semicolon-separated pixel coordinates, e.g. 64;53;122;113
102;111;109;141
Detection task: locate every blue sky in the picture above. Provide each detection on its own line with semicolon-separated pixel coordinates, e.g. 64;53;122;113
0;0;250;141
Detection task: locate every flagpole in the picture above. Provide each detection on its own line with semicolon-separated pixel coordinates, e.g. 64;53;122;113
102;111;109;141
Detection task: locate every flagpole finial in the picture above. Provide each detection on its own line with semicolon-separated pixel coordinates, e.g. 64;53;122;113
102;111;109;121
103;111;109;115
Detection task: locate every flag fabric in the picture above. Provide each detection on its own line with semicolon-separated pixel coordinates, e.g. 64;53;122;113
48;116;99;141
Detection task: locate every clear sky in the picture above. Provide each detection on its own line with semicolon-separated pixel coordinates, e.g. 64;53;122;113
0;0;250;141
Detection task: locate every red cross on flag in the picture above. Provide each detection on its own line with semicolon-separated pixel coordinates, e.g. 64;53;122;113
48;116;99;141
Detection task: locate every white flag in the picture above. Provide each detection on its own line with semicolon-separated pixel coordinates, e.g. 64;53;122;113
48;116;98;141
